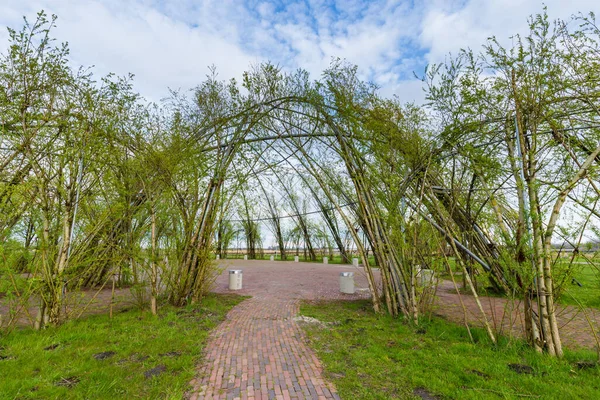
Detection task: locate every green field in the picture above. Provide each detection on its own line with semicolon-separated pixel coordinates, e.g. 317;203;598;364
555;260;600;309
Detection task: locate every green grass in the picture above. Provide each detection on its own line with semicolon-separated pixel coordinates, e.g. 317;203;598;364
300;299;600;400
0;293;246;399
556;261;600;309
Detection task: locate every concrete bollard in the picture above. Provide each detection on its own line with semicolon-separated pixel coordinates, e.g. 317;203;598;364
340;272;355;294
323;257;328;265
229;270;243;290
294;256;299;262
352;258;359;267
418;269;435;286
415;264;422;276
244;255;248;260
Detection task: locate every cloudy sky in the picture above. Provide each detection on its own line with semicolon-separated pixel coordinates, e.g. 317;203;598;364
1;0;599;104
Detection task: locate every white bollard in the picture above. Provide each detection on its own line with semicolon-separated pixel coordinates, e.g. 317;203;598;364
340;272;355;294
244;255;248;260
216;254;220;260
229;270;243;290
352;258;359;267
418;269;435;286
323;257;328;265
270;255;274;261
294;256;299;262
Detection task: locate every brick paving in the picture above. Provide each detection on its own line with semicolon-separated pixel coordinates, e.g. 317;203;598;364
189;259;373;400
0;284;137;328
435;279;600;349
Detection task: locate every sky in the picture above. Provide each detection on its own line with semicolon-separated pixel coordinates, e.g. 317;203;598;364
2;0;600;105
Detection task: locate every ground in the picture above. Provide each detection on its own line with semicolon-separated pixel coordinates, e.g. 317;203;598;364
189;259;373;400
435;279;600;349
190;259;599;399
1;260;599;399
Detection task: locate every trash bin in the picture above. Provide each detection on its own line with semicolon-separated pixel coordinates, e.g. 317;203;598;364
229;269;243;290
294;256;299;262
270;255;274;261
352;258;359;267
243;255;248;260
323;257;329;265
216;254;220;260
340;272;355;294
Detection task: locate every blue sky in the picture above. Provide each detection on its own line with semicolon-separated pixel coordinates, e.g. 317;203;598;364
1;0;599;104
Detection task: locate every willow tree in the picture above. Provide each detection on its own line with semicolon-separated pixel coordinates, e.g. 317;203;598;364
0;12;161;327
298;175;350;263
425;10;600;355
168;64;302;304
1;13;101;326
258;183;287;260
238;188;262;259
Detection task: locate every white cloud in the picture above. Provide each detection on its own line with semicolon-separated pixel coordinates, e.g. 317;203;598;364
1;0;599;104
0;0;258;101
380;79;427;105
420;0;600;65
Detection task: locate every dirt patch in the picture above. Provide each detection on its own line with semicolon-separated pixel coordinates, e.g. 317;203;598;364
468;369;490;378
93;351;116;360
413;387;441;399
576;361;597;370
508;363;533;374
144;364;167;379
132;353;149;362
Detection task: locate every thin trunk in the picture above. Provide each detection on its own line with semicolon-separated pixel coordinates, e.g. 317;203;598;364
150;205;158;316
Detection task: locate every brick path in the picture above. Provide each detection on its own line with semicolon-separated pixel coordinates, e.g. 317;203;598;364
189;259;373;400
435;279;600;349
0;284;136;328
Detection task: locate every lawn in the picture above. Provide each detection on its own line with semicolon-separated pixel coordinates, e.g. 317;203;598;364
556;260;600;309
0;293;246;399
300;300;600;400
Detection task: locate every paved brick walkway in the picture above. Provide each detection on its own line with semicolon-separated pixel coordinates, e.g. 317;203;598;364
189;260;373;400
435;279;600;349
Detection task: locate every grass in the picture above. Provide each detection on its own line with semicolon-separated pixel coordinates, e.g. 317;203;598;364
0;293;246;399
556;261;600;309
300;299;600;400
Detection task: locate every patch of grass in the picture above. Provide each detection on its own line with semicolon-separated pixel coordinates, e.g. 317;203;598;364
300;300;600;400
0;293;247;399
557;262;600;309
